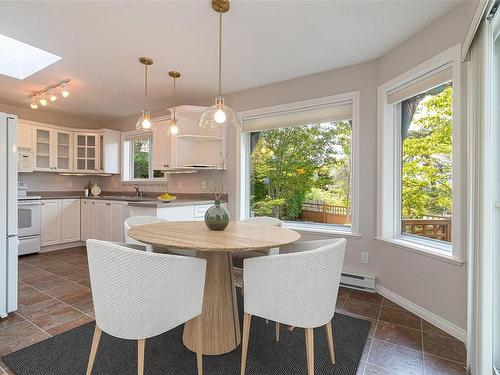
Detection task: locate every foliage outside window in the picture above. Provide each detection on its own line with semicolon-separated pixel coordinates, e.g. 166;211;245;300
129;136;164;180
401;84;452;243
250;121;352;228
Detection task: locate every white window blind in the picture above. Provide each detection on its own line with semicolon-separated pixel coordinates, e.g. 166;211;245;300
387;66;452;105
242;101;352;133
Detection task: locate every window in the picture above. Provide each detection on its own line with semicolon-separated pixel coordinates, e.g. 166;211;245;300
401;84;453;243
238;93;360;235
377;45;462;262
122;133;164;181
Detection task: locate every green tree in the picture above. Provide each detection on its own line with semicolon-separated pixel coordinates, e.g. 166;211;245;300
251;121;351;220
133;138;150;179
402;86;452;218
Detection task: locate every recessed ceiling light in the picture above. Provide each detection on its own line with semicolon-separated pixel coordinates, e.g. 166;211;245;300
0;34;61;80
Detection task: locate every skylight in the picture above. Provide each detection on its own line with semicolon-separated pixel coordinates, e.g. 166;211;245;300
0;34;61;80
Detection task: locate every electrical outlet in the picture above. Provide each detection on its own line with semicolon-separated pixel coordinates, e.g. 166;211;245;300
201;181;207;190
361;252;369;264
178;181;183;190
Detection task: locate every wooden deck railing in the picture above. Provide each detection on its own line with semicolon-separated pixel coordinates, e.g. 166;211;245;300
300;201;451;241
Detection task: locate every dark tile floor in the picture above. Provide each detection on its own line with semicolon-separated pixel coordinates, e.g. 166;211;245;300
0;247;466;375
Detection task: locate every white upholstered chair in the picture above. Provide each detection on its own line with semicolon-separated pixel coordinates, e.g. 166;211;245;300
85;240;207;375
240;238;346;375
232;217;284;288
124;216;165;251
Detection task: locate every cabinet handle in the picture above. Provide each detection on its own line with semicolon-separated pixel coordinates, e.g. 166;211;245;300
40;203;44;206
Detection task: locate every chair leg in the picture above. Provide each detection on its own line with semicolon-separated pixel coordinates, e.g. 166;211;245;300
275;322;280;342
196;316;203;375
325;321;335;364
241;313;252;375
305;328;314;375
86;325;102;375
138;339;145;375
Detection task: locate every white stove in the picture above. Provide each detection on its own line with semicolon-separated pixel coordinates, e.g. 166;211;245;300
18;183;41;255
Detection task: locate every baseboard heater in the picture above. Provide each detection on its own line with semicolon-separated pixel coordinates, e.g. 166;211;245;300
340;272;376;293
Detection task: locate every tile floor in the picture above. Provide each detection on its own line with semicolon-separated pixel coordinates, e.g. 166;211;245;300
0;247;466;375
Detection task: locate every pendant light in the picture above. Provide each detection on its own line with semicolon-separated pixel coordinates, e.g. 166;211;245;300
136;57;154;130
167;71;180;135
199;0;238;128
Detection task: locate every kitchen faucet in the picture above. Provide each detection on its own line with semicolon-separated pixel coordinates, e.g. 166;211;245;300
134;184;143;197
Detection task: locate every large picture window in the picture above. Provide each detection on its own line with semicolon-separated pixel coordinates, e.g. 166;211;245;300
401;84;453;243
238;93;359;235
377;45;462;262
249;121;352;227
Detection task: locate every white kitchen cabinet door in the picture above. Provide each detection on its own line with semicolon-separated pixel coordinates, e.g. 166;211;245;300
54;130;73;172
41;200;62;246
61;199;81;243
157;206;194;221
152;121;172;170
17;121;32;149
91;201;108;240
107;202;126;242
33;127;54;172
99;130;121;174
80;200;91;241
74;133;99;173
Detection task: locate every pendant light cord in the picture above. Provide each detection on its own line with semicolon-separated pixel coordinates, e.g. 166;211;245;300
173;77;176;121
218;7;223;96
144;64;148;110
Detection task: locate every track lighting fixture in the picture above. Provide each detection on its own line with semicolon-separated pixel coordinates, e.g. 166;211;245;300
27;79;71;109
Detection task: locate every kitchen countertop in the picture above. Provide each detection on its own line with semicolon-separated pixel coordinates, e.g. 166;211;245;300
35;194;215;207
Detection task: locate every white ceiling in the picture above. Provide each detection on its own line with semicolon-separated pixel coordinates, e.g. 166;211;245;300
0;0;462;123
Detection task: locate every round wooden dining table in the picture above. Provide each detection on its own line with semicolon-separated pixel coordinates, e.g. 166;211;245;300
128;221;300;355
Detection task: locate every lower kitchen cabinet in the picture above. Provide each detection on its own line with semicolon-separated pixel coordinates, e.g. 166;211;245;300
41;199;81;247
81;199;128;242
41;200;62;246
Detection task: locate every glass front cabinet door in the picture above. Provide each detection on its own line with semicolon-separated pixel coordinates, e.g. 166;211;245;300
54;130;73;172
33;127;74;172
74;133;99;173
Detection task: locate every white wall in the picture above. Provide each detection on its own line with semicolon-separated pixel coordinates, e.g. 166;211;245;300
224;0;476;331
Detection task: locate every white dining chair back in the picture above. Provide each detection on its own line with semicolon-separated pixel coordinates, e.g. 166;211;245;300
244;238;346;328
87;239;206;339
242;216;283;227
241;238;346;375
124;215;164;249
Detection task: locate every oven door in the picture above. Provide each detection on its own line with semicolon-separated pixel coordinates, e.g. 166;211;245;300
18;201;41;237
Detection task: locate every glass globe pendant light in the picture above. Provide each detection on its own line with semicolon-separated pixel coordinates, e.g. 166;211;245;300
167;71;180;135
199;0;238;128
136;57;155;130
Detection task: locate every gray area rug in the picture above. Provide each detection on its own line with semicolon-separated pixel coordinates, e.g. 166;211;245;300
3;293;370;375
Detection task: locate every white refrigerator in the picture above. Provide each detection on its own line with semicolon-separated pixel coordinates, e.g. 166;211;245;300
0;113;18;318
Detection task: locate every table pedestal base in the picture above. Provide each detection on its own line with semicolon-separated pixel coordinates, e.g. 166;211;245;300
183;251;241;355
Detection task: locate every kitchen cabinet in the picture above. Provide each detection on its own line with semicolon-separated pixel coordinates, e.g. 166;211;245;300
99;130;121;174
33;127;74;172
41;199;81;246
74;133;99;173
61;199;81;243
17;121;33;149
151;106;226;171
128;203;213;222
41;200;62;246
152;120;172;170
81;199;128;242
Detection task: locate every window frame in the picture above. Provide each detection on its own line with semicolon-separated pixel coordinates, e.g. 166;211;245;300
236;91;361;236
121;130;166;182
377;44;463;263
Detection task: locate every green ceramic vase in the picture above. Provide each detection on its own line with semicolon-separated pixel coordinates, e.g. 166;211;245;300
204;200;230;231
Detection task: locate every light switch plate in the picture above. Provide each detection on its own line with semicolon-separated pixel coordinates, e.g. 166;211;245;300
361;252;369;264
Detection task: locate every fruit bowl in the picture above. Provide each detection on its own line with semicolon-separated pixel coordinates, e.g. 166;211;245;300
157;194;177;203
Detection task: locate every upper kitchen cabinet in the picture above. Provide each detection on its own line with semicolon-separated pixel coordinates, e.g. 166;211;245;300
152;106;227;171
152;119;172;170
74;132;99;173
17;120;33;149
99;129;121;174
33;127;74;172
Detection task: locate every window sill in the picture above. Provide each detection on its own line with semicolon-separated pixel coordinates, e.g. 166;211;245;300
375;237;464;266
283;222;361;239
121;179;168;184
